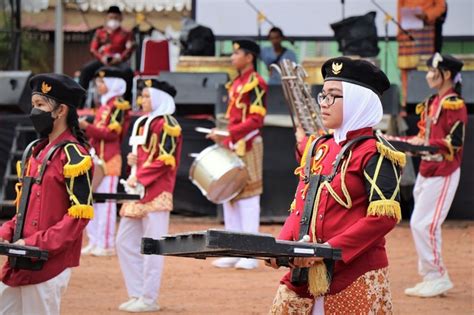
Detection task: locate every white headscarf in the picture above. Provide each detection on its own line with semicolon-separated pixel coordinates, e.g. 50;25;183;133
333;82;383;144
147;87;176;117
100;77;126;105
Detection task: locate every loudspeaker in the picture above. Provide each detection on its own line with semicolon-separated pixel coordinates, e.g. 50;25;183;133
0;71;32;113
331;11;380;58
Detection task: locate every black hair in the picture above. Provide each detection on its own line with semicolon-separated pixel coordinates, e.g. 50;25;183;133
38;95;90;148
107;5;122;15
243;51;258;70
268;27;284;38
438;67;463;96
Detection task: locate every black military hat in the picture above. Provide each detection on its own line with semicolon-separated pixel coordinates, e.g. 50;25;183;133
321;57;390;96
139;78;177;98
427;53;463;75
94;66;126;80
107;5;122;15
233;39;260;56
29;73;86;108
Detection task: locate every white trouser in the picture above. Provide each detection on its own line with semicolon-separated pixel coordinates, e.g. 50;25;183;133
0;268;71;315
116;211;170;304
410;168;460;281
87;175;118;249
223;195;260;234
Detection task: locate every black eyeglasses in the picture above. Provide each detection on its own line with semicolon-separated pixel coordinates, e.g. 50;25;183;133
316;92;343;106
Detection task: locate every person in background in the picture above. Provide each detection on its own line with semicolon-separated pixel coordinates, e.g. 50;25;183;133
79;5;135;103
405;53;466;298
260;27;297;85
397;0;446;109
0;73;93;314
79;67;131;257
208;39;267;270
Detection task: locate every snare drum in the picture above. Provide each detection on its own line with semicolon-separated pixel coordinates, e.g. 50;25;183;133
189;145;248;204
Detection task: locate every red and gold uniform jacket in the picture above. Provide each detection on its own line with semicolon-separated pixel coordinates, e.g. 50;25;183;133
222;68;267;156
414;89;467;177
135;115;182;204
90;26;135;62
85;96;130;176
278;127;405;298
0;130;93;286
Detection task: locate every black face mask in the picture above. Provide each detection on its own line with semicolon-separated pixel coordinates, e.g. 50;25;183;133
29;107;55;137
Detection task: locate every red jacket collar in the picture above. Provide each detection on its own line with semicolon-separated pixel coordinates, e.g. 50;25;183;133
338;127;374;146
33;129;74;157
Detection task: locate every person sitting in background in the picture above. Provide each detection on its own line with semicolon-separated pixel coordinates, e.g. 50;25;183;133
260;27;297;85
79;5;135;103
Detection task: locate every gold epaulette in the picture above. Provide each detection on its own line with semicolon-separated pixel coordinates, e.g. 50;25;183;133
375;134;406;168
442;96;464;110
249;104;266;116
63;143;93;178
158;154;176;168
108;121;123;134
415;102;425;115
240;74;259;94
114;98;131;111
367;200;402;223
163;115;182;137
68;204;94;219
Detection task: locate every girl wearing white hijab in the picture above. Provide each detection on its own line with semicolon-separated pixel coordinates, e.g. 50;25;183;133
116;79;182;313
268;57;405;315
80;67;131;257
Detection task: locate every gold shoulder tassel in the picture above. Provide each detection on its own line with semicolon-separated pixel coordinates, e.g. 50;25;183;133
63;155;92;178
163;123;182;137
68;204;94;219
158;154;176;168
114;98;131;110
108;121;123;134
442;98;464;110
249;104;267;116
376;142;406;168
367;199;402;223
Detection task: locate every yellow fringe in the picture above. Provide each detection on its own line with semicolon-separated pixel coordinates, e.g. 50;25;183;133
294;135;316;176
67;204;94;219
249;104;267;116
63;155;92;178
415;103;425;115
367;199;402;223
108;121;122;134
376;142;406;168
163;123;182;137
240;75;259;94
16;161;22;178
114;99;131;110
158;154;176;168
442;98;464;110
308;262;330;297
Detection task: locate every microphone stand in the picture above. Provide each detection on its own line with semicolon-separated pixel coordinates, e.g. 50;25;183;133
371;0;416;74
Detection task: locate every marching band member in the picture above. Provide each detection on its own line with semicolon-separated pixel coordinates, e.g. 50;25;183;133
79;67;131;256
116;79;182;312
404;53;466;298
0;74;93;314
268;58;404;314
208;39;268;270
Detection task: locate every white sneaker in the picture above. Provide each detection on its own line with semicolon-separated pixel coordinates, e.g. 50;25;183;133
91;247;115;257
81;244;95;255
212;257;240;268
417;274;453;297
404;281;427;296
118;297;139;311
124;297;160;313
235;258;258;270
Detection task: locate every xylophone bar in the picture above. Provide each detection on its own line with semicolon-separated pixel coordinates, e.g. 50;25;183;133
0;243;48;261
141;229;342;261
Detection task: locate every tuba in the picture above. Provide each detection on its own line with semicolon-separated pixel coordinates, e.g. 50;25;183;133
271;59;327;135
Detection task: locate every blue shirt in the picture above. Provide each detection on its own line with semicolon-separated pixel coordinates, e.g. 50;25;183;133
260;46;297;85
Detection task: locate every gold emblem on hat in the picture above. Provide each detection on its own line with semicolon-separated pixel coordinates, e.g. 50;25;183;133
41;82;52;94
332;62;343;75
145;79;152;87
233;43;240;50
98;71;105;78
432;52;443;68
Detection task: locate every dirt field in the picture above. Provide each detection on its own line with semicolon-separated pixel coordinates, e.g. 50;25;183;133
1;218;473;314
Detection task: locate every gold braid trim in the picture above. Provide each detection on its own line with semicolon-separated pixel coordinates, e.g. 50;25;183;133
376;142;406;168
63;155;92;178
442;135;455;161
163;121;182;137
294;135;317;177
442;98;464;110
415;102;425;115
67;204;94;219
289;198;296;212
367;200;402;223
240;74;259;94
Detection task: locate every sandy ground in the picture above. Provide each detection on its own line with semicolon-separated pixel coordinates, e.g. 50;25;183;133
1;218;472;314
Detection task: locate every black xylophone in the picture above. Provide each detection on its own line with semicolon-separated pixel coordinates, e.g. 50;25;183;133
0;243;48;261
141;229;342;265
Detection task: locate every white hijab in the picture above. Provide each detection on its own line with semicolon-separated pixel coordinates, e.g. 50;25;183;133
100;77;126;105
147;87;176;117
333;82;383;144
